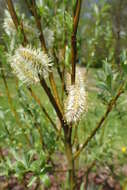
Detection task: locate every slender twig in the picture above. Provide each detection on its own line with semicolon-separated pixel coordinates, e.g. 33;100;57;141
26;0;47;51
6;0;18;28
28;88;64;141
0;65;31;147
53;1;63;83
6;0;28;45
74;82;124;160
71;0;82;84
72;121;79;146
39;76;65;127
53;49;63;82
25;0;63;115
61;10;68;100
28;87;57;131
49;72;63;115
61;45;67;101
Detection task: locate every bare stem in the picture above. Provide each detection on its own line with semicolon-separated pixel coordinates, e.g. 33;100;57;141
39;76;65;127
27;0;47;52
71;0;82;84
64;134;75;190
6;0;28;45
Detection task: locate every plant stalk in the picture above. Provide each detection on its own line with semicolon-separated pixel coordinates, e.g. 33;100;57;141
65;141;75;190
64;126;76;190
71;0;82;84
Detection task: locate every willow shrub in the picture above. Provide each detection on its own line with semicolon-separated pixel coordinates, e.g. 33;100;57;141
0;0;127;189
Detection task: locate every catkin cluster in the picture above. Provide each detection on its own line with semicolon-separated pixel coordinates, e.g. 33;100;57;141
3;10;39;39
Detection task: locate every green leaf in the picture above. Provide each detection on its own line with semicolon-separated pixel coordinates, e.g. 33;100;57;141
16;161;26;171
65;45;71;68
94;4;99;15
80;182;85;190
106;75;112;90
27;176;37;187
122;63;127;74
0;110;4;119
103;61;112;76
96;82;108;91
40;174;51;188
30;160;40;172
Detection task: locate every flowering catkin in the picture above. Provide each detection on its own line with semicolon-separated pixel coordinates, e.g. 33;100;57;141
65;70;87;124
9;45;53;85
3;10;39;39
3;10;16;36
65;67;85;92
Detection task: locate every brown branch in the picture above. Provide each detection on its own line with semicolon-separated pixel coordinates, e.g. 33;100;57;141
71;0;82;84
6;0;28;45
6;0;19;29
39;76;65;127
73;82;124;160
28;87;57;131
26;0;47;52
61;11;68;100
49;73;63;115
114;0;124;64
61;45;68;100
26;0;63;117
53;49;63;82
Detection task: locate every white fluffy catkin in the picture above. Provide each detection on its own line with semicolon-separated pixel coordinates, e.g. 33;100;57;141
3;10;39;39
65;70;87;124
8;45;53;85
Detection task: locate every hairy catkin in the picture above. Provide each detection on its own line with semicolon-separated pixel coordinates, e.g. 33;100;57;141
65;69;88;124
8;45;53;85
